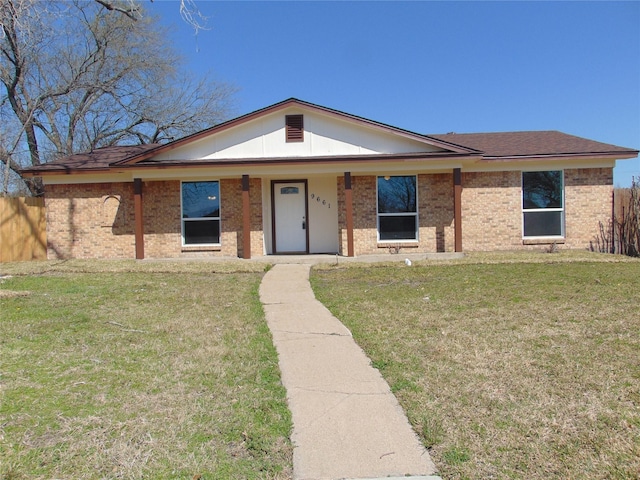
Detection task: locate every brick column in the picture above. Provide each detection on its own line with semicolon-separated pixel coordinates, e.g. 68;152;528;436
134;178;144;259
453;168;462;253
345;172;354;257
242;175;251;259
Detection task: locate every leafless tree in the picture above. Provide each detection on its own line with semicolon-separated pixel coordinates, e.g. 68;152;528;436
1;0;235;196
99;0;208;33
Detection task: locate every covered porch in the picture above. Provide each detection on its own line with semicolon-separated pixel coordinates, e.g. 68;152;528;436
130;168;464;260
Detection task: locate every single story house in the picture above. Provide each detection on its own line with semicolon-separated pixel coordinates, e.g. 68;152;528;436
22;98;639;260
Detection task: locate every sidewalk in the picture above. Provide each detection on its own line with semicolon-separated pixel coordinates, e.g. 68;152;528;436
259;264;441;480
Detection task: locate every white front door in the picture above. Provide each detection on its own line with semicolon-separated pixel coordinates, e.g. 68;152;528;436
273;181;308;253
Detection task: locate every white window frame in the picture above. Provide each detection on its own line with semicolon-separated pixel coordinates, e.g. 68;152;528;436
181;180;221;247
521;170;565;239
376;175;419;243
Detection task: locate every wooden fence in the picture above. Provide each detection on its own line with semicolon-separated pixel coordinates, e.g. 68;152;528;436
0;197;47;262
614;188;631;219
592;187;640;256
613;186;639;256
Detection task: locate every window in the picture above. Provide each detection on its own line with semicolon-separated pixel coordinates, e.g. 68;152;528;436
285;115;304;142
522;171;564;237
181;181;220;245
377;175;418;241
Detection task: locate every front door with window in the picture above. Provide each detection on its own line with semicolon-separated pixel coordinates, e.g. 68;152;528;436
273;181;308;253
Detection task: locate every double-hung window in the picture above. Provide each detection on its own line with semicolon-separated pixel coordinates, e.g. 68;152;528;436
377;175;418;241
181;181;221;245
522;171;564;238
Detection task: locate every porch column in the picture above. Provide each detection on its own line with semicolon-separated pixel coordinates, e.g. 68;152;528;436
242;174;251;259
344;172;355;257
133;178;144;260
453;168;462;253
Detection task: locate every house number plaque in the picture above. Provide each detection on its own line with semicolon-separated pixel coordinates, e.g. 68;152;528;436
310;193;330;209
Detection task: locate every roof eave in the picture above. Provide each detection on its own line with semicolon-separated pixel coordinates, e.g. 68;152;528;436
121;152;482;170
477;151;639;163
22;151;483;176
21;167;113;177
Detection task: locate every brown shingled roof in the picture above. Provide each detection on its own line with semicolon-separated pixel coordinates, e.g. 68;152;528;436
427;131;637;158
21;144;161;174
22;130;638;176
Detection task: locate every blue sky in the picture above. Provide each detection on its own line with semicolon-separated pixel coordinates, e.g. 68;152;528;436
153;1;639;186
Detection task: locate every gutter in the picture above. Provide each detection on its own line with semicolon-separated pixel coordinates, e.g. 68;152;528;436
477;150;639;163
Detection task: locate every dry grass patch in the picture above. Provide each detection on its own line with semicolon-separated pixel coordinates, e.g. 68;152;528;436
0;290;30;298
311;258;640;479
0;268;291;479
0;258;271;276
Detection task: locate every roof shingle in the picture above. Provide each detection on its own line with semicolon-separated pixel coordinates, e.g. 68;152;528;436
428;131;636;158
23;144;161;173
22;130;638;175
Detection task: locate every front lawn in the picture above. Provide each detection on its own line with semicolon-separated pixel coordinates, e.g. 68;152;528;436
0;260;291;479
311;253;640;479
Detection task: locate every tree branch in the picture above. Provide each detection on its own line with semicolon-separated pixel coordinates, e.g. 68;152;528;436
93;0;140;20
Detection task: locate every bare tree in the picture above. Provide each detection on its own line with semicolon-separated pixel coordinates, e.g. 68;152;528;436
99;0;208;33
1;0;235;196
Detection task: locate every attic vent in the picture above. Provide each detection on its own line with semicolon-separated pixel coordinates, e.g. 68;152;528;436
285;115;304;142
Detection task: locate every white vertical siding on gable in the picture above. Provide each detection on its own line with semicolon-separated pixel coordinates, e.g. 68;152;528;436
153;110;445;162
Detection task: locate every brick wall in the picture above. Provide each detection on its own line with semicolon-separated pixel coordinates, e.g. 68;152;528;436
351;175;378;254
45;168;611;259
45;178;264;259
461;168;613;251
419;173;455;253
143;181;182;258
46;183;136;259
338;173;456;255
219;178;264;258
564;168;613;249
461;171;523;251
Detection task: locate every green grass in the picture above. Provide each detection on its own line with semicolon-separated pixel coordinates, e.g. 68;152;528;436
0;261;291;479
311;253;640;479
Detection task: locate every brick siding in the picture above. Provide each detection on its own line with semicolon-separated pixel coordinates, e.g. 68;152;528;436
461;171;523;251
143;181;182;257
461;168;613;251
564;168;613;249
45;167;611;259
45;178;264;259
419;173;455;253
338;173;456;255
219;178;264;258
338;168;612;255
46;183;136;259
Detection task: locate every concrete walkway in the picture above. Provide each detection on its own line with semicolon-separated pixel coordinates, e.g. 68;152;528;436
259;264;440;480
